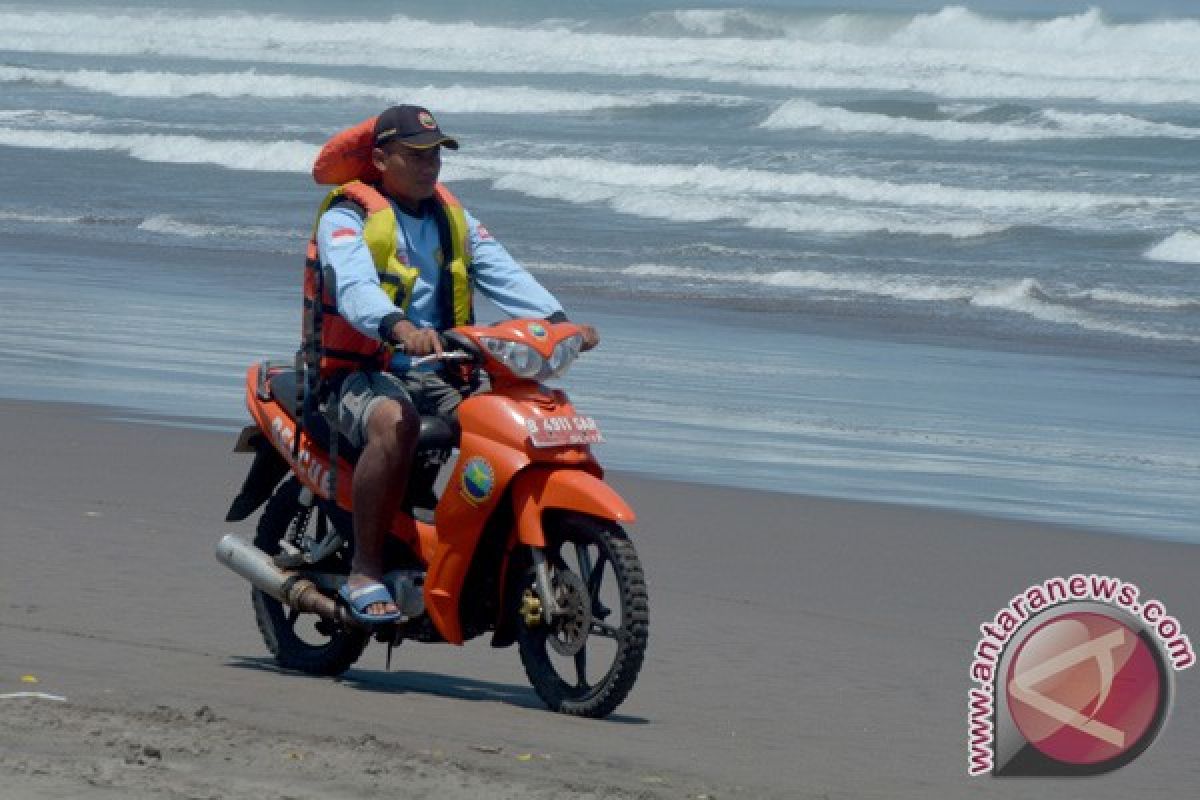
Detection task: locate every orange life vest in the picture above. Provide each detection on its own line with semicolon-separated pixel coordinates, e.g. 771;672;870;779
302;181;474;380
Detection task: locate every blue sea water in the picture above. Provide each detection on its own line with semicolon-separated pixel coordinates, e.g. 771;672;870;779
0;1;1196;541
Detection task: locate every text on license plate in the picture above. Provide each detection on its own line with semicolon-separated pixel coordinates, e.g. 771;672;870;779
525;415;604;448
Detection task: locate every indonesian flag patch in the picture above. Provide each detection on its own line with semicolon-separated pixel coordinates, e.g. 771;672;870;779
330;226;359;246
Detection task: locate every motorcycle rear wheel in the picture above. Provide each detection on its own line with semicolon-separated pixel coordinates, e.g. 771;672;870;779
516;513;648;718
251;477;368;676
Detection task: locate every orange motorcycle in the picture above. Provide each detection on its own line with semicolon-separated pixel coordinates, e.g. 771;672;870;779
217;319;647;718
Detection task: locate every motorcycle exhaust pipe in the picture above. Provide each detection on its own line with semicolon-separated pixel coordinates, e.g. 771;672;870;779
215;534;343;622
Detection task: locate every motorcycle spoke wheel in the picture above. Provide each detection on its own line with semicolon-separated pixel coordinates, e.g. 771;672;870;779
517;514;648;718
252;478;368;677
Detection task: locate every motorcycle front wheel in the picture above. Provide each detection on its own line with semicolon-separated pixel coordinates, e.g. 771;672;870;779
516;513;648;718
251;477;368;676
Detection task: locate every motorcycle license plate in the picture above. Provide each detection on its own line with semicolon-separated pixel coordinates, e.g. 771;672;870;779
525;415;604;448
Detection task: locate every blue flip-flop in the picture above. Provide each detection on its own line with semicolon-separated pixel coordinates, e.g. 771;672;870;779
337;581;404;627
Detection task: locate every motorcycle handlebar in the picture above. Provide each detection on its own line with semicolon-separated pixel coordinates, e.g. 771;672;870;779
392;330;482;368
405;350;475;369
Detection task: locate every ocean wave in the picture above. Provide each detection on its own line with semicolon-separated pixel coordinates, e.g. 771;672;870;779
737;68;1200;105
0;109;109;127
1037;109;1200;139
1077;288;1200;310
0;66;744;112
452;159;1004;237
0;209;93;225
137;214;284;240
1;8;1199;103
761;99;1200;142
1145;231;1200;264
0;126;1173;236
622;266;1199;342
623;263;974;300
892;6;1200;55
0;122;1159;233
647;5;1200;55
449;154;1162;214
653;9;784;38
0;209;296;241
524;261;613;275
969;278;1197;341
0;127;317;172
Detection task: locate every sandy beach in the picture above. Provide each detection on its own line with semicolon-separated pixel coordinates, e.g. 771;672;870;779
0;399;1195;799
3;1;1199;796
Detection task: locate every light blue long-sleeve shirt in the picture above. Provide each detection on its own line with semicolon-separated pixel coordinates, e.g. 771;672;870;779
315;195;563;343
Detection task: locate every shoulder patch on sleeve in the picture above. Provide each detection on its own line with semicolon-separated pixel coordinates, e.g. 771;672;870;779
329;226;359;247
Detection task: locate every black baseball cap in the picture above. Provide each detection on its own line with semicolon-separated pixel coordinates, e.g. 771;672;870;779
373;105;459;150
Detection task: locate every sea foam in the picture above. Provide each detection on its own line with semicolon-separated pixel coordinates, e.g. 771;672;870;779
761;99;1200;142
137;214;284;240
1;8;1198;103
622;266;1199;342
449;155;1157;213
1145;231;1200;264
0;127;317;172
0;66;743;112
0;123;1167;237
0;208;296;242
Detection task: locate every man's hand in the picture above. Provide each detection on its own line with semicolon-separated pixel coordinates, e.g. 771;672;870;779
579;324;600;351
390;320;443;357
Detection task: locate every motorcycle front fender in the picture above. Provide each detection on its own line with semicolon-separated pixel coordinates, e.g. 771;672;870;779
489;467;637;648
510;467;637;548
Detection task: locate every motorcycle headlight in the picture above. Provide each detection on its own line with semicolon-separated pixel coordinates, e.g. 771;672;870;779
480;337;546;379
546;333;583;378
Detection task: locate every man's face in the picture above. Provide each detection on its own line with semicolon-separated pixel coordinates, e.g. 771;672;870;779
373;142;442;208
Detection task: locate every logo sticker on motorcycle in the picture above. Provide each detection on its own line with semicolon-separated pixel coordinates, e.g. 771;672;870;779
528;322;548;340
460;456;495;505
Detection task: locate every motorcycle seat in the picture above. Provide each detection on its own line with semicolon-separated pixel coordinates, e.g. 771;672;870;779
266;369;460;463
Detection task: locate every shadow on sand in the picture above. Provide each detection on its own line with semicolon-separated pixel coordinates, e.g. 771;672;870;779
226;656;648;724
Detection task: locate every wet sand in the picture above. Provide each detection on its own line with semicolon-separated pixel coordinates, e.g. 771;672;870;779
1;400;1197;799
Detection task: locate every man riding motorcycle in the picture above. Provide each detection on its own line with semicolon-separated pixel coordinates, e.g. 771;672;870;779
306;105;598;624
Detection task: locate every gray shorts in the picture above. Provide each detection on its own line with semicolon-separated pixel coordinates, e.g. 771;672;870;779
334;370;465;448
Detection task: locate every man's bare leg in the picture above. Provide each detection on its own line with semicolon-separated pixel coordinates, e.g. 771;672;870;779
347;397;418;617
